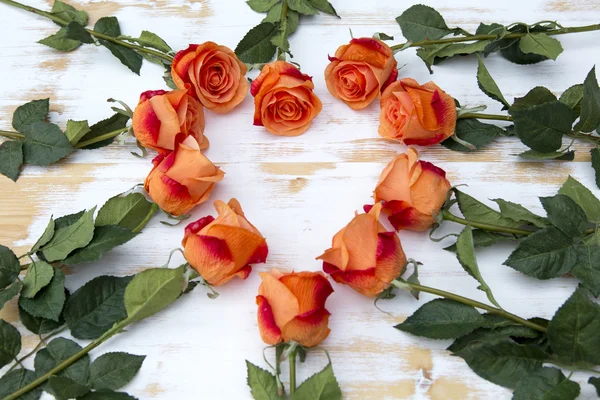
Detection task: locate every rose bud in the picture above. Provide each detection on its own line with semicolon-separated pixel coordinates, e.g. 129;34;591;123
251;61;323;136
324;37;398;110
257;269;333;347
317;203;406;298
132;89;207;153
182;198;268;286
171;42;248;114
144;136;224;216
372;148;451;231
378;78;457;145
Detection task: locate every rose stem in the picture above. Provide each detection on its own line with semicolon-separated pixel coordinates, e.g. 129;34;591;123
7;327;67;372
458;113;514;122
390;23;600;52
288;347;297;395
391;278;547;333
276;0;289;61
3;316;133;400
0;0;173;63
441;209;533;236
0;127;129;149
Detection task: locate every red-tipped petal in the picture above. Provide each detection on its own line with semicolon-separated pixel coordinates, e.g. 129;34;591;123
256;295;283;345
281;307;331;348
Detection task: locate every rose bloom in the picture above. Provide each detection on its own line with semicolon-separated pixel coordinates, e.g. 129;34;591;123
317;203;406;298
144;136;224;216
378;78;457;145
324;37;398;110
182;198;268;286
132;89;207;153
257;269;333;347
371;148;451;231
171;42;248;114
251;61;323;136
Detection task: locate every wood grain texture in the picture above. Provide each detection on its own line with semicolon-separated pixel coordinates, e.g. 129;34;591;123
0;0;599;398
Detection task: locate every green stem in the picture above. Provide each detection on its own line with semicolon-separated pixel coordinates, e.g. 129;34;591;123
7;328;67;372
3;317;132;400
75;127;129;148
391;279;547;333
458;113;514;122
390;23;600;51
276;1;289;61
442;209;533;236
288;347;297;395
567;131;600;146
0;130;24;140
0;0;173;63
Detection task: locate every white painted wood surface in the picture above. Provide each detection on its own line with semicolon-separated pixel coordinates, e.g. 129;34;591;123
1;0;600;398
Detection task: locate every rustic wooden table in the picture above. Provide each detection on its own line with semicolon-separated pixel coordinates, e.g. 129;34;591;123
1;0;599;398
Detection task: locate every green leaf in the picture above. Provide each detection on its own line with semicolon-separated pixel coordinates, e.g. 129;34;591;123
519;33;563;60
21;122;74;166
90;352;145;390
373;32;394;41
291;363;342;400
589;377;600;396
64;21;94;44
511;87;557;111
19;302;64;334
477;56;509;108
286;0;318;15
79;114;130;150
504;227;578;279
96;192;158;233
247;0;280;12
509;101;577;153
235;22;278;64
547;287;600;365
395;299;484;339
41;207;95;262
416;41;489;72
0;320;21;368
19;267;66;322
517;149;574;160
492;198;549;228
447;325;540;353
307;0;338;17
22;261;54;298
34;337;90;384
0;369;42;400
558;175;600;222
0;141;24;181
55;210;84;230
571;244;600;297
100;42;143;75
540;194;589;237
396;4;452;42
560;84;584;115
64;275;131;340
78;389;137;399
0;244;20;290
455;190;522;229
124;267;185;322
441;119;504;152
62;225;137;265
453;340;545;388
455;226;499;307
246;361;282;400
574;66;600;133
64;119;91;145
12;98;49;132
31;216;55;253
130;30;172;53
94;16;120;37
499;25;550;65
47;376;90;400
39;27;82;52
0;281;22;311
51;0;88;25
444;230;512;252
513;367;580;400
592;148;600;189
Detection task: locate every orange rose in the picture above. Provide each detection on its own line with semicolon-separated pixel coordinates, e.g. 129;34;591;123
370;148;451;231
182;198;268;286
379;78;457;145
132;89;207;153
317;203;406;298
250;61;323;137
171;42;248;114
144;136;224;216
257;269;333;347
324;37;398;110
